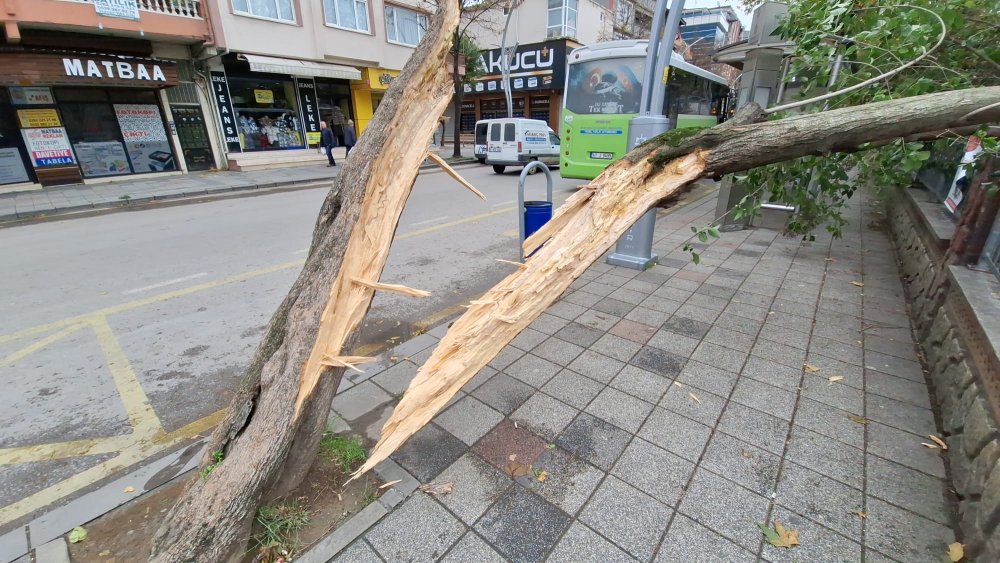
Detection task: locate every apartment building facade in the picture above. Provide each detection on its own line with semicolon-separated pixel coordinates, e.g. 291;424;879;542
679;5;743;84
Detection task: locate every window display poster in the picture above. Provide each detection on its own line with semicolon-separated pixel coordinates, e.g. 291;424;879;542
114;104;169;142
114;104;175;172
17;109;61;128
73;141;132;177
10;87;55;105
254;89;274;104
21;127;76;167
0;147;30;184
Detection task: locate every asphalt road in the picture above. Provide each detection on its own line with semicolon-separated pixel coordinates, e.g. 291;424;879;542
0;162;582;529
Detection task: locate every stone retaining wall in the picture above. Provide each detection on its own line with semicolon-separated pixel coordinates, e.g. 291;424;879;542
886;188;1000;560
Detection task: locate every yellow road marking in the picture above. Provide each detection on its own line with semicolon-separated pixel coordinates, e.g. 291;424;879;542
91;316;164;438
396;205;515;240
0;324;86;367
0;435;134;466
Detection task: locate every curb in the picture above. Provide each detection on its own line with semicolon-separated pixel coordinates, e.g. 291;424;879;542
0;159;481;227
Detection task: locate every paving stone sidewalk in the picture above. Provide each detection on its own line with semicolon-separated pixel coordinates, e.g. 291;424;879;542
0;146;475;222
324;191;955;562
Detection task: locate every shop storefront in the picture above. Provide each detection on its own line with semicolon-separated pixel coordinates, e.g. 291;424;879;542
0;50;181;187
350;67;400;134
210;54;360;165
461;40;570;133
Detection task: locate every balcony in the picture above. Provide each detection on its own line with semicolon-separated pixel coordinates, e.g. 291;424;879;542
5;0;210;44
60;0;203;19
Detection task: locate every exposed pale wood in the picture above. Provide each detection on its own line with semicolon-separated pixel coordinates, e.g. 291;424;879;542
354;86;1000;480
351;277;432;297
426;152;487;201
495;258;527;269
148;2;461;561
321;355;378;373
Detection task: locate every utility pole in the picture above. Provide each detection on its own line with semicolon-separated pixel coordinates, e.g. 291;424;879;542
607;0;686;270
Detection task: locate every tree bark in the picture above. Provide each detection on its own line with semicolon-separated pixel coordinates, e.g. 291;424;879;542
148;3;460;562
356;86;1000;478
453;26;464;158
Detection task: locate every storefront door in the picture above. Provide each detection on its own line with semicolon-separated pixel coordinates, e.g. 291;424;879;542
0;89;36;186
170;106;214;171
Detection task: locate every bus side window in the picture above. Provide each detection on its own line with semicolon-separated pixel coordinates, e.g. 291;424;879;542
504;123;515;142
490;124;501;141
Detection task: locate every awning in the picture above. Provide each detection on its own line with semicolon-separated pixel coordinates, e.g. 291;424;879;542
240;54;361;81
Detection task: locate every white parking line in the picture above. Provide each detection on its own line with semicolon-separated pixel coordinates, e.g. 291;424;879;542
122;273;208;295
492;200;515;208
410;216;450;227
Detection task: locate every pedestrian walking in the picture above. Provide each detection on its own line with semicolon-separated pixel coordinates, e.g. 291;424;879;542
344;120;357;156
320;121;336;166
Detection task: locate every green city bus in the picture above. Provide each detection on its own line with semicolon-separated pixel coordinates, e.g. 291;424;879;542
559;40;731;180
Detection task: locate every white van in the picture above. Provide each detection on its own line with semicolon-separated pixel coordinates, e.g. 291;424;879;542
485;118;560;174
474;120;489;164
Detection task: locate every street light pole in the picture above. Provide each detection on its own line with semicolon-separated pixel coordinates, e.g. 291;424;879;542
606;0;686;270
500;0;518;117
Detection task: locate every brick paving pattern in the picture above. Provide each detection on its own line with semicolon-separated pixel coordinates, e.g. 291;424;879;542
328;192;955;562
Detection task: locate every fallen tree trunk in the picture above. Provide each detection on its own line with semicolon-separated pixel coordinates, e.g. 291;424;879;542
355;86;1000;477
147;3;460;562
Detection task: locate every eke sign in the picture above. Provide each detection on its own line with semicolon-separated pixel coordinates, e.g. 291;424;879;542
63;58;168;82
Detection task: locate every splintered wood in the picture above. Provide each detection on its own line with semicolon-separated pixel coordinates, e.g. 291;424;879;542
352;149;709;478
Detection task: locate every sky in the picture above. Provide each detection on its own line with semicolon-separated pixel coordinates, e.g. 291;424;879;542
682;0;753;26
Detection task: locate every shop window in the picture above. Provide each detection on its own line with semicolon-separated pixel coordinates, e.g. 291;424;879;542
232;0;295;23
324;0;369;32
316;80;353;145
385;5;427;46
228;76;305;151
547;0;577;39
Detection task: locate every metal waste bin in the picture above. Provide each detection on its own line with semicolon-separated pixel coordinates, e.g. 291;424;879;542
518;161;554;262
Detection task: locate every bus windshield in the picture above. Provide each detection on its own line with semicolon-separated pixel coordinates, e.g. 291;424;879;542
565;56;645;115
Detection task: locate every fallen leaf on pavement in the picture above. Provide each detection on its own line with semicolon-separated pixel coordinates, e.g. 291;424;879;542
825;258;835;262
740;449;754;459
851;281;864;287
418;481;454;496
948;542;964;561
848;414;869;425
688;392;701;404
379;480;402;489
804;363;821;373
546;443;556;449
123;486;135;493
929;435;949;450
828;376;844;384
758;522;800;548
852;510;867;519
514;421;519;428
922;442;939;450
504;459;532;479
535;469;549;482
98;550;112;557
672;381;685;388
69;526;87;543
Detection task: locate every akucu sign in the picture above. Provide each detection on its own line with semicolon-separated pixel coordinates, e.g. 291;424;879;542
481;45;555;75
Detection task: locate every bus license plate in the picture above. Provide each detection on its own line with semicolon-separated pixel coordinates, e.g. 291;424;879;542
590;152;614;160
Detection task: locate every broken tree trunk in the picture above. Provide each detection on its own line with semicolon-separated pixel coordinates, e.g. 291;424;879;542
148;3;460;562
355;86;1000;477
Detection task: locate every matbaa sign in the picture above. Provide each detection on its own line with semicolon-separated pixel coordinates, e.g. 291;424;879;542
94;0;140;21
63;58;167;82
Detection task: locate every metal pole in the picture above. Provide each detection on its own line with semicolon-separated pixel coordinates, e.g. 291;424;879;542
500;1;517;118
607;0;686;270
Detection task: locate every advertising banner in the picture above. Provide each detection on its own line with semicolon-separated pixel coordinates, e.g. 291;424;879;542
73;141;132;177
0;148;30;184
9;87;54;105
210;72;242;152
114;104;175;173
295;78;321;146
94;0;140;21
471;40;567;94
17;109;61;128
21;127;75;167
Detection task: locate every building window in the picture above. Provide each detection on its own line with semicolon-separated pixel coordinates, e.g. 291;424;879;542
232;0;295;23
547;0;577;39
385;5;427;46
324;0;369;32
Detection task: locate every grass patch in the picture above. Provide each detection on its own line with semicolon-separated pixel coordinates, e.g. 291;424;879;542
319;433;367;472
199;450;224;479
253;498;310;561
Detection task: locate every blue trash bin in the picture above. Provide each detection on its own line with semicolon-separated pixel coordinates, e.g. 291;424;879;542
523;201;552;239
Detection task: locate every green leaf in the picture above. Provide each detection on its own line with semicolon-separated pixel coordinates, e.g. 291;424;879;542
69;527;87;543
691;252;701;265
697;231;709;243
758;522;780;545
707;227;722;239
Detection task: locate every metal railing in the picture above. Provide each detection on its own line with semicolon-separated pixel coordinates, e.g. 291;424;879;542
60;0;203;18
